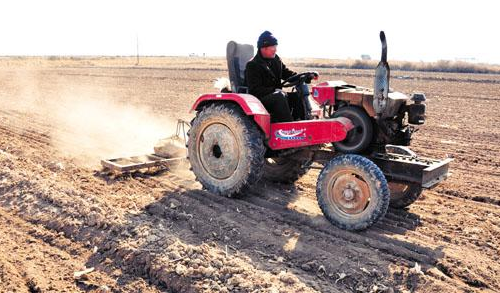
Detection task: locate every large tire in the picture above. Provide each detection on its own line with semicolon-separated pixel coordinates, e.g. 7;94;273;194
388;181;423;208
188;103;265;197
332;106;373;154
316;155;390;231
263;156;310;183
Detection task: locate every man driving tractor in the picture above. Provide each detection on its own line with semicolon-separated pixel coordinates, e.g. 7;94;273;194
245;31;317;122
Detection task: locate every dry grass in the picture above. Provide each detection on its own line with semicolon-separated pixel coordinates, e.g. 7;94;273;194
1;56;499;74
0;56;227;69
290;58;500;74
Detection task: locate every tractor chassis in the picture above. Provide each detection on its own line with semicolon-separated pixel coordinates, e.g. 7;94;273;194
284;146;452;189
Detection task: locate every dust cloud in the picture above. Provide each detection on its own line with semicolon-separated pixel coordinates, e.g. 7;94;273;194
3;69;179;167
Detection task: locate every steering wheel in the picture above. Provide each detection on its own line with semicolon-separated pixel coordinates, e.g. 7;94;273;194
281;71;319;88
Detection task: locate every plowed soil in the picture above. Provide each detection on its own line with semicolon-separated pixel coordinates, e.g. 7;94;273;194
0;58;499;293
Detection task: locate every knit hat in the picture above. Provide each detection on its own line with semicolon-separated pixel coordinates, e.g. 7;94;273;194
257;31;278;49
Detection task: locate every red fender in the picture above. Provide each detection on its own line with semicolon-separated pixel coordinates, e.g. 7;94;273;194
191;93;271;138
269;117;354;150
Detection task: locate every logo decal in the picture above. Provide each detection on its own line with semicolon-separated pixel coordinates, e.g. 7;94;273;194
313;88;319;98
275;128;306;140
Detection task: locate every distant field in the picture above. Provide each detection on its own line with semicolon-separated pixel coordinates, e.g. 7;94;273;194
2;55;500;74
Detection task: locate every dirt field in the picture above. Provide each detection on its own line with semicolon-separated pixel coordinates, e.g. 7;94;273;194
0;57;499;293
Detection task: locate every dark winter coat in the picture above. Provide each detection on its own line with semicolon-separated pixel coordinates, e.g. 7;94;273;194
245;51;296;99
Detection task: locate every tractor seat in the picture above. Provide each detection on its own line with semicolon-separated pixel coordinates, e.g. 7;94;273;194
226;41;254;93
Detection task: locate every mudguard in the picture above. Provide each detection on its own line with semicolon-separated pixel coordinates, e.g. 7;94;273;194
191;93;271;138
269;117;354;150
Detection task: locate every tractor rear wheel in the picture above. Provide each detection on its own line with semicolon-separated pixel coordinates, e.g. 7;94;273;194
316;154;389;231
188;103;266;197
388;181;423;208
332;106;373;154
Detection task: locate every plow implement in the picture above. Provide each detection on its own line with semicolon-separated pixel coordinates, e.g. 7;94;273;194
101;119;190;173
371;150;453;189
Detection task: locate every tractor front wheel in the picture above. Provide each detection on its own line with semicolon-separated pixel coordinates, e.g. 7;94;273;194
188;103;265;197
316;154;390;231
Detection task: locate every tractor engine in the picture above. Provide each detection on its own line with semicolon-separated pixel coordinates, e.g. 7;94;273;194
309;32;427;154
311;81;427;153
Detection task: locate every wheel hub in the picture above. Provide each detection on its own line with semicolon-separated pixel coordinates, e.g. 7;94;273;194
198;123;239;179
330;174;370;215
342;187;355;201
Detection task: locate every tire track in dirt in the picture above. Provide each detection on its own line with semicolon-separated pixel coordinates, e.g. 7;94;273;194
140;175;413;291
144;166;499;291
0;208;146;293
150;172;452;282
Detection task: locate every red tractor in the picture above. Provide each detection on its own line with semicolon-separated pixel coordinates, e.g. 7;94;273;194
184;32;451;230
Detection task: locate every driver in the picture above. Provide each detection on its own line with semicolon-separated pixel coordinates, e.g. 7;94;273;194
245;31;306;123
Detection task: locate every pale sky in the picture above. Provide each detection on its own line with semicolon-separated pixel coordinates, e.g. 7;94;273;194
1;0;499;64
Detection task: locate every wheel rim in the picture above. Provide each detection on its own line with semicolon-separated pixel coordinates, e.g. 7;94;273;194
198;123;239;179
327;170;371;215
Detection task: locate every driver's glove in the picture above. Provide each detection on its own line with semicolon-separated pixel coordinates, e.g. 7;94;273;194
305;71;319;84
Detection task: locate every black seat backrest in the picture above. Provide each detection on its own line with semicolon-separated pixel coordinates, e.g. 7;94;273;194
226;41;254;93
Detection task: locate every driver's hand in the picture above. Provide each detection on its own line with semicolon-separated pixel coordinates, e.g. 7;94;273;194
305;71;319;84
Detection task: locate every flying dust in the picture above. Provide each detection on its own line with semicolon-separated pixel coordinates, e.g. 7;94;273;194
2;69;178;167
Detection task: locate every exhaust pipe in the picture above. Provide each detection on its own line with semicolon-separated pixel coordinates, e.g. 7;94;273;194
373;31;390;119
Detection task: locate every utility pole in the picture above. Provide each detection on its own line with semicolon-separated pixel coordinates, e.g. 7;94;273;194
135;34;139;66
